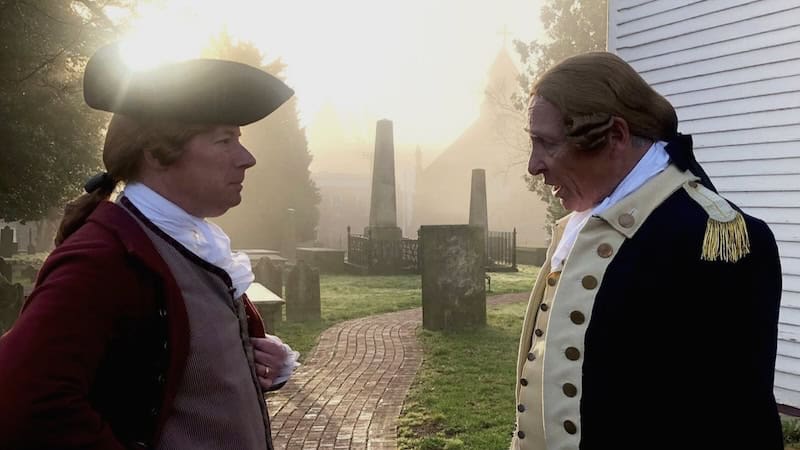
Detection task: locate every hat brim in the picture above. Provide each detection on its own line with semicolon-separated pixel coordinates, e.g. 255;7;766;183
83;43;294;126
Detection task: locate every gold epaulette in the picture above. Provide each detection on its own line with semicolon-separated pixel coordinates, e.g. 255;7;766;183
682;180;751;263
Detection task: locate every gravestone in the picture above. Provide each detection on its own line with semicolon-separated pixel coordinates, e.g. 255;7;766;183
285;260;320;322
420;225;486;331
281;208;297;263
0;257;11;283
0;275;24;334
27;228;36;254
253;257;283;298
0;226;16;257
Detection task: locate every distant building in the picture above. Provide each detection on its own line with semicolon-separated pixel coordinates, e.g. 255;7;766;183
313;172;370;249
412;49;549;247
312;168;417;249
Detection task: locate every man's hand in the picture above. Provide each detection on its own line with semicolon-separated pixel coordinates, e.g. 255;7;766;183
251;336;289;389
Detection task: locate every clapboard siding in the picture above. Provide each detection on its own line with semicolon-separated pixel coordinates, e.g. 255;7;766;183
704;158;800;177
615;0;800;48
765;224;800;243
740;207;800;224
680;109;800;134
775;386;800;408
726;191;800;208
678;91;800;121
697;141;800;163
668;75;800;109
787;276;800;296
778;242;800;259
631;25;800;72
781;291;800;309
610;0;800;410
713;174;800;192
652;59;800;95
686;124;800;148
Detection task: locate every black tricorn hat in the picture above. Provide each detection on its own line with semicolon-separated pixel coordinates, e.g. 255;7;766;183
83;43;294;126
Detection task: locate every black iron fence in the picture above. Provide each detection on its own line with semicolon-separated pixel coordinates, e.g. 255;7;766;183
347;226;516;274
487;229;517;271
347;227;419;274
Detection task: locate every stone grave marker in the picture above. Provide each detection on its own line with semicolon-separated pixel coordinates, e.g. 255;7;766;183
285;260;320;322
0;275;24;334
0;226;16;257
420;225;486;331
254;257;283;298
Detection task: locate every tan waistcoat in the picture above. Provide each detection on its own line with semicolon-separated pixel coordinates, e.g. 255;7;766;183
512;166;696;450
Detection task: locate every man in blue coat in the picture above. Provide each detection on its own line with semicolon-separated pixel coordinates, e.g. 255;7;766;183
513;51;783;449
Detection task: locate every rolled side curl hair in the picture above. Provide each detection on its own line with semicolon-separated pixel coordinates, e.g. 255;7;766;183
55;115;213;246
531;51;678;151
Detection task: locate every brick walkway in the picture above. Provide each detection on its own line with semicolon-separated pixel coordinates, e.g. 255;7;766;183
267;292;529;450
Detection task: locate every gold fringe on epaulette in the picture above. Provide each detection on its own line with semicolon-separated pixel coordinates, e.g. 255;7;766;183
701;213;750;262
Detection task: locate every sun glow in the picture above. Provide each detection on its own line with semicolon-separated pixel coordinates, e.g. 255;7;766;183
116;4;218;71
110;0;544;153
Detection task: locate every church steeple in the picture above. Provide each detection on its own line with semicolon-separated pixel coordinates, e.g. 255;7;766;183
480;47;521;115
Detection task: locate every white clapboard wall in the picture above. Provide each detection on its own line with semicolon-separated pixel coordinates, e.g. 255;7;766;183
608;0;800;410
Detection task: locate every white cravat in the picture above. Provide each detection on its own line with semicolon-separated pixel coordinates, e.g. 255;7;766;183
551;141;671;270
121;182;254;298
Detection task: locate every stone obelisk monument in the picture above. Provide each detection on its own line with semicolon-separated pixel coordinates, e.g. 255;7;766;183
469;168;489;265
468;168;488;236
365;119;402;241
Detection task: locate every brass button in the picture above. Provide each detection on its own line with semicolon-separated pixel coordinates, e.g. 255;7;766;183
517;430;526;439
563;383;578;397
517;404;526;412
546;272;559;286
520;378;528;386
565;347;581;361
597;243;613;258
527;352;536;361
618;213;635;228
534;329;543;337
564;420;577;434
570;311;585;325
688;180;698;188
540;303;549;311
581;275;598;290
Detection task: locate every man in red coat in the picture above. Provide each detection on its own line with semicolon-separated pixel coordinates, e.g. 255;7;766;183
0;42;298;449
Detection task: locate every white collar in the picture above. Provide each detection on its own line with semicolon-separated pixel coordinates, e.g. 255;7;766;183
551;141;671;270
121;182;254;298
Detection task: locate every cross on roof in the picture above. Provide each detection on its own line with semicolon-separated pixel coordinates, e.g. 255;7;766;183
497;25;511;49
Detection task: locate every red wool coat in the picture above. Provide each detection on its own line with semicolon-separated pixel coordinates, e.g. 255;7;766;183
0;201;269;449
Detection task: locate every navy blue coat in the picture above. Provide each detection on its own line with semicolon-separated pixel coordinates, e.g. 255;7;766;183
580;187;783;449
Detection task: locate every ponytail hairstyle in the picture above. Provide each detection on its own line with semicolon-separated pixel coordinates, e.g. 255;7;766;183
55;114;214;245
531;51;678;151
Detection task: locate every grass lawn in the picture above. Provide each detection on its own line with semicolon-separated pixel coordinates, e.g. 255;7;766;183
274;265;538;358
397;301;526;450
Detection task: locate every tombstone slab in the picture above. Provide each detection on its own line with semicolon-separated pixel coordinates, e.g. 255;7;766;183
420;225;486;331
0;276;24;334
254;257;284;298
0;226;16;258
285;260;321;322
